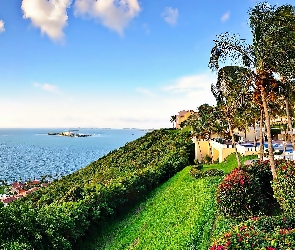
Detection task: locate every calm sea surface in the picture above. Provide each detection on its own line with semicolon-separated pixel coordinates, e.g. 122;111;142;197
0;128;146;183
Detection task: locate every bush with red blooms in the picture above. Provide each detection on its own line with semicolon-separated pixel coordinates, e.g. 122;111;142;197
210;215;295;249
216;168;267;217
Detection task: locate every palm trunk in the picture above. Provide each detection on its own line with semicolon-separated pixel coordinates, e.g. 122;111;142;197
285;99;295;151
283;130;287;157
259;109;264;160
254;119;257;149
261;86;276;179
227;117;241;168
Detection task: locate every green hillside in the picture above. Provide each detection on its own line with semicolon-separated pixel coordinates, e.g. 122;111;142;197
78;166;220;250
0;129;194;249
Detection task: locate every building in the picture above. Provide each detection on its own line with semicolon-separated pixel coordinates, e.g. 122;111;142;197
176;110;196;129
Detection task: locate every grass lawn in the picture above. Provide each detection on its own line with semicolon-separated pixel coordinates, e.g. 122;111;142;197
78;167;221;250
202;153;258;174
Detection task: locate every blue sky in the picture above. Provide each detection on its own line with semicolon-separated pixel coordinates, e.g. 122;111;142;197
0;0;289;128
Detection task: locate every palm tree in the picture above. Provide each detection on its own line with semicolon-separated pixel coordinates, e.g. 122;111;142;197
186;104;223;140
211;66;251;168
209;3;295;179
277;78;295;151
170;115;177;129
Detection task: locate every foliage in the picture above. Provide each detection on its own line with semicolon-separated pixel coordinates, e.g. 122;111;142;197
204;154;213;164
272;160;295;214
202;153;257;174
184;104;227;140
210;214;295;249
190;167;224;179
241;159;273;201
78;167;220;250
216;168;266;218
0;129;194;249
209;2;295;179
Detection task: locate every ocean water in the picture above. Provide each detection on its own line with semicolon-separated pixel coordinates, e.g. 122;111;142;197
0;128;146;183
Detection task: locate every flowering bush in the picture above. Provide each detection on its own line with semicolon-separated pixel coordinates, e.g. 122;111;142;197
272;160;295;214
241;160;274;202
216;168;266;217
210;215;295;249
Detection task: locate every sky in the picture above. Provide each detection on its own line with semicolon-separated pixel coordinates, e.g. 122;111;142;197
0;0;290;129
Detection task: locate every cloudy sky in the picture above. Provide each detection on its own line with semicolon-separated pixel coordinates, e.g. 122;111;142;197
0;0;288;128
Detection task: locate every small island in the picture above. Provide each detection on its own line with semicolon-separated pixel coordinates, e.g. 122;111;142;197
48;131;92;137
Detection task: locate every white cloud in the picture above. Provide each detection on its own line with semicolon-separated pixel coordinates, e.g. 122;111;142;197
0;73;217;129
221;11;230;22
34;83;60;93
22;0;72;41
0;20;5;33
162;7;178;26
74;0;141;35
135;87;155;97
163;73;216;93
162;73;217;110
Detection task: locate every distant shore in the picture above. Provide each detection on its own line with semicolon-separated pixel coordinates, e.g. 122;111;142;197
48;131;92;137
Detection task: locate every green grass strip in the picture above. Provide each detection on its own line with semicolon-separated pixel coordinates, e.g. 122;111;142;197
79;167;221;250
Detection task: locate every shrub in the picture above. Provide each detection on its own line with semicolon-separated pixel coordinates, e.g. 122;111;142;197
216;168;266;217
272;160;295;214
202;169;224;178
210;214;295;249
204;154;212;164
190;167;202;179
241;160;273;200
190;167;224;179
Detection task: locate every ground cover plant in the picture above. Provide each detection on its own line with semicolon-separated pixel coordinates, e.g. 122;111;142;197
210;159;295;249
77;166;221;250
210;214;295;249
0;129;194;249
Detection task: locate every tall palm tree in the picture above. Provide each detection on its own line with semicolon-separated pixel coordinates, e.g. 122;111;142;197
170;115;177;129
209;3;295;179
211;66;251;168
277;78;295;151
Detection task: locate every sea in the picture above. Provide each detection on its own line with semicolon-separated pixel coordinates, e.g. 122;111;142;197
0;128;147;183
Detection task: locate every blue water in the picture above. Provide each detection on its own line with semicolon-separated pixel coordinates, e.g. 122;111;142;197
0;128;146;183
241;142;293;152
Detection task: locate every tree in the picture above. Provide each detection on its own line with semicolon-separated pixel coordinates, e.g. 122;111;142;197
277;78;295;151
209;3;295;179
211;66;252;168
170;115;177;129
185;104;225;140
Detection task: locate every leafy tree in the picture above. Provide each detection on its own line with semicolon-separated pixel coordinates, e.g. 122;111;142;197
185;104;225;140
209;2;295;179
211;66;252;168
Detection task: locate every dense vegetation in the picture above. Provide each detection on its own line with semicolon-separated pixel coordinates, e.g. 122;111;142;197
0;129;194;249
211;159;295;249
78;167;220;250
